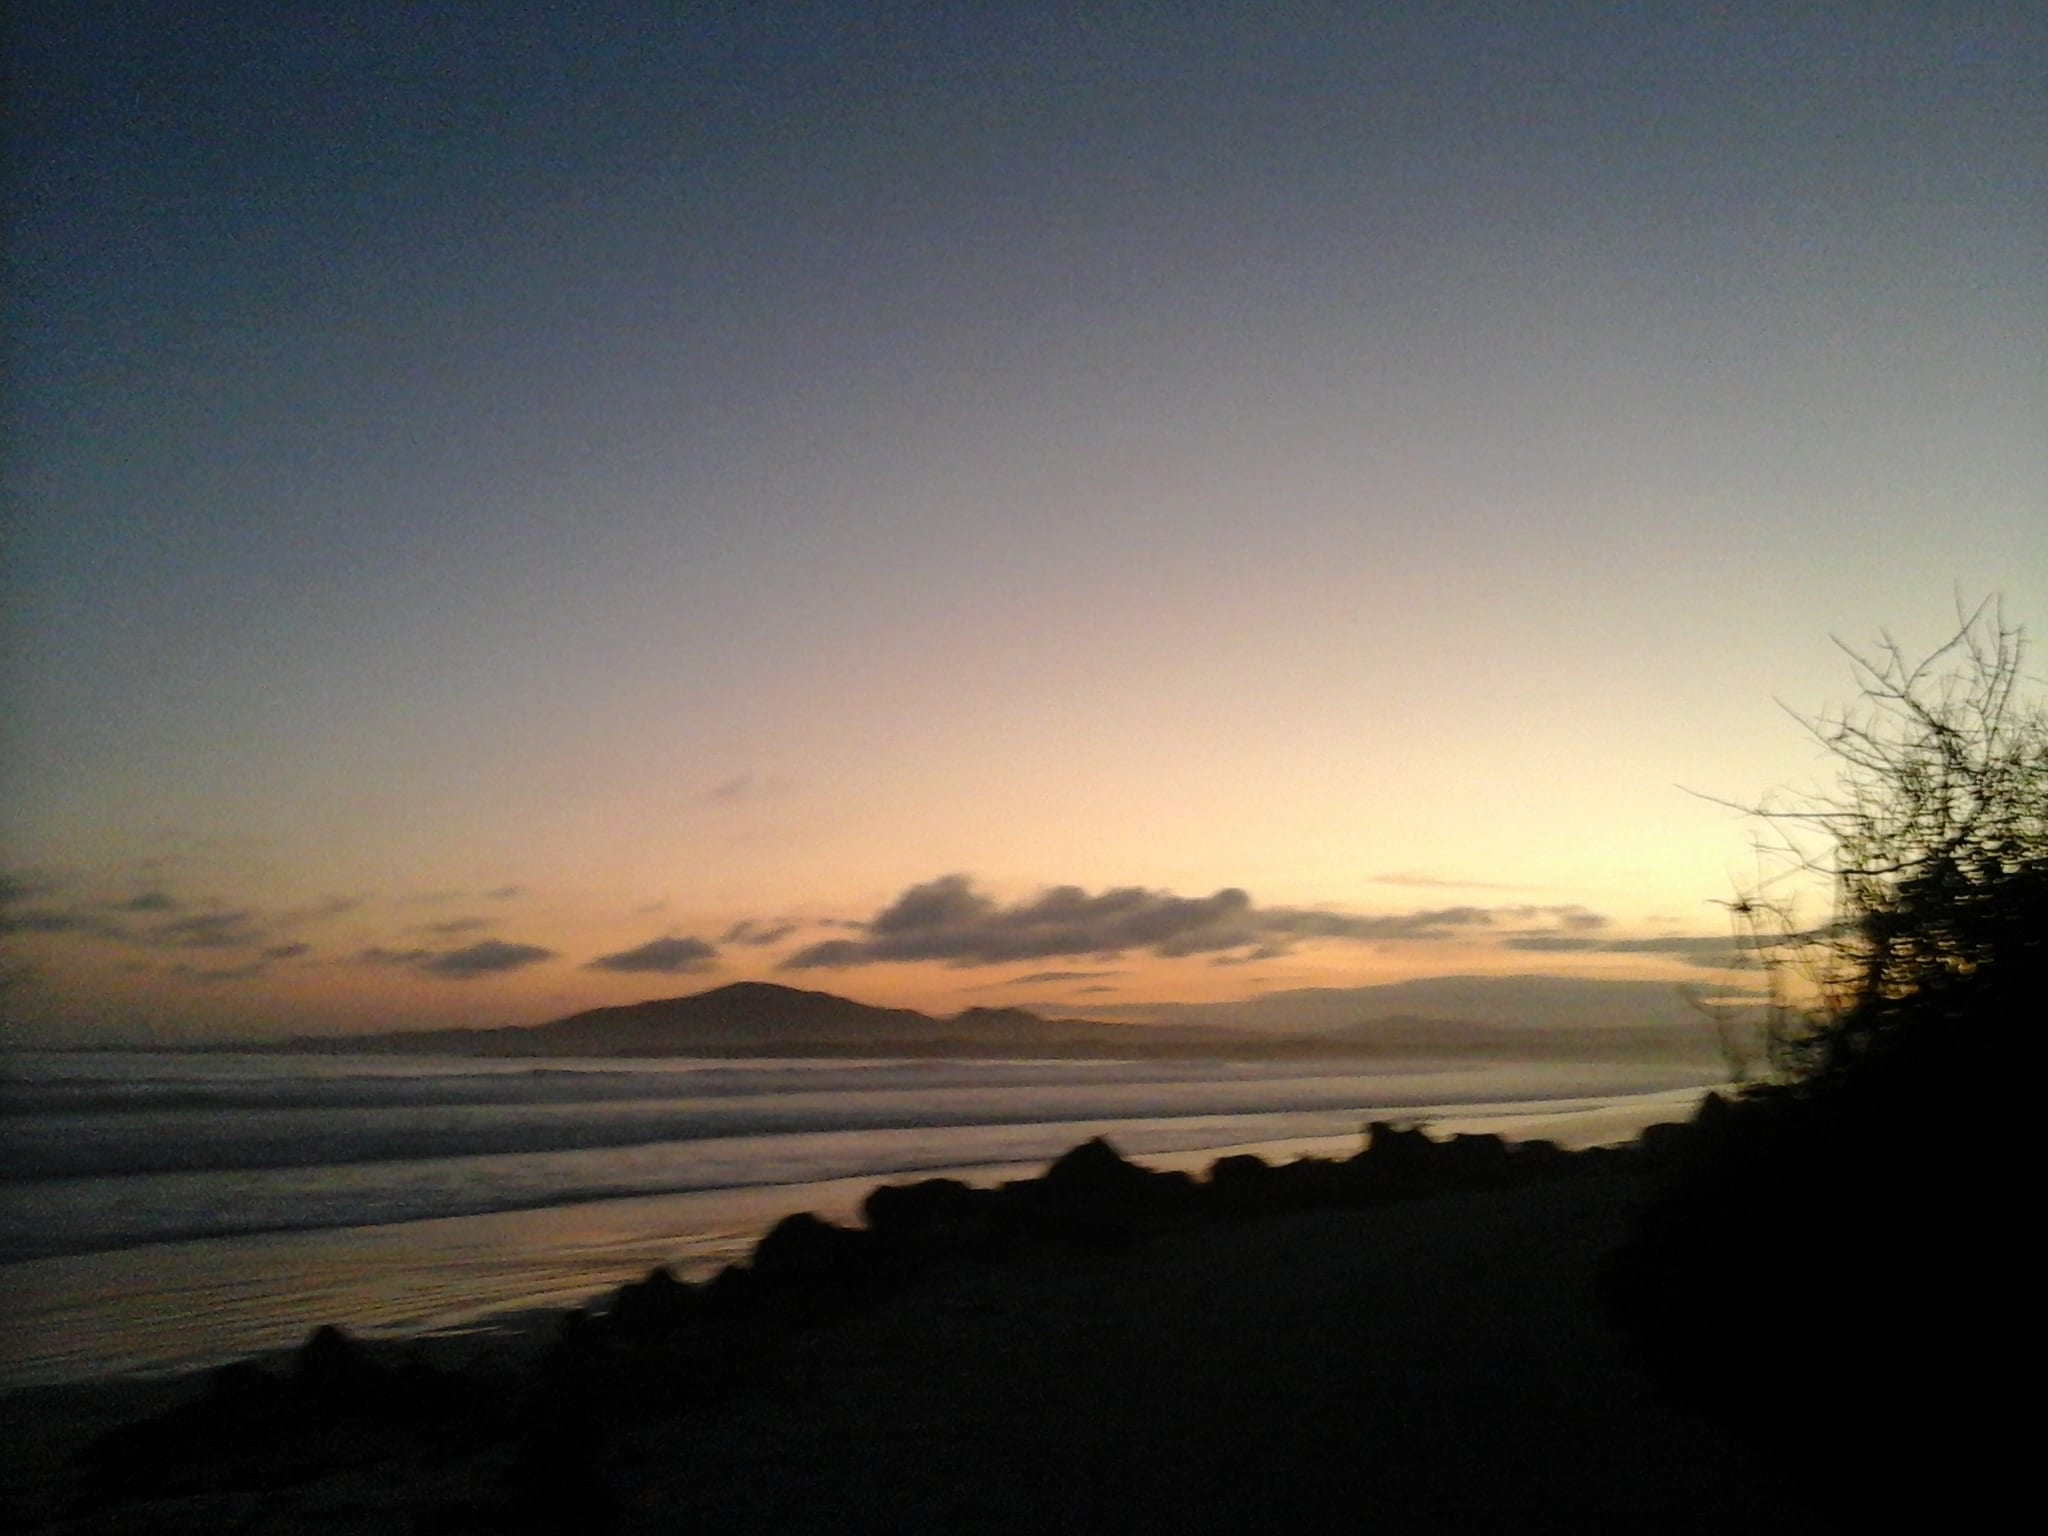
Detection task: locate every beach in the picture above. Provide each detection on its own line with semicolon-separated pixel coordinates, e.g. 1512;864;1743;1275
599;1173;1834;1535
0;1133;1841;1534
0;1051;1716;1389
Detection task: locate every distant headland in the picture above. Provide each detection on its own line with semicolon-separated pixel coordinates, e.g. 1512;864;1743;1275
246;978;1728;1064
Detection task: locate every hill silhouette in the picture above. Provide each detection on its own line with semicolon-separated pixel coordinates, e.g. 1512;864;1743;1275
278;982;1254;1058
265;980;1723;1063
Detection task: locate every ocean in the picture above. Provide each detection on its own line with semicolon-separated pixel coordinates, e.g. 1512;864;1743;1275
0;1050;1717;1389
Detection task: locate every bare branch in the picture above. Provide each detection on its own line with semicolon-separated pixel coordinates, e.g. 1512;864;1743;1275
1717;596;2045;1083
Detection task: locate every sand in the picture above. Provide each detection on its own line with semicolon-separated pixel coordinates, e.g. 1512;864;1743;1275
0;1163;1851;1536
611;1173;1836;1534
0;1168;1838;1534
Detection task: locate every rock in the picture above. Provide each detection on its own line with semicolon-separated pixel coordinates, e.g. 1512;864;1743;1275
740;1212;901;1323
1014;1137;1199;1246
1043;1135;1150;1192
607;1266;699;1344
865;1176;1018;1268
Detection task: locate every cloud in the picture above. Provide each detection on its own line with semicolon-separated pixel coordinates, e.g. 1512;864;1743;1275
0;872;364;962
1494;906;1608;935
1501;932;1748;968
0;905;119;938
2;897;272;950
708;773;793;802
1249;905;1503;943
149;909;266;949
778;875;1552;971
1368;872;1547;892
403;885;525;906
416;916;491;938
782;938;870;968
780;877;1256;968
586;936;720;975
1211;945;1288;966
363;940;556;979
0;874;48;905
170;938;316;980
421;940;554;978
1594;935;1742;956
280;897;358;925
720;919;799;947
0;876;130;940
169;960;272;982
1003;969;1123;985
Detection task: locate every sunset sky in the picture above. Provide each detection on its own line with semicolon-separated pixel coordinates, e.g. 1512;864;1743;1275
4;4;2042;1043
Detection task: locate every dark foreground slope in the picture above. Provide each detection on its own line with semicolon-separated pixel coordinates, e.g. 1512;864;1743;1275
3;1131;1840;1535
600;1175;1835;1536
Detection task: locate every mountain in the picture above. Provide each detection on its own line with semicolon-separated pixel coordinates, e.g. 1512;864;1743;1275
264;977;1730;1063
528;983;1267;1055
283;981;1253;1059
535;981;936;1053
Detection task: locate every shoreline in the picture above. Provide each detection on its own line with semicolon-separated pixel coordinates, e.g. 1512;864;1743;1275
1;1085;1710;1394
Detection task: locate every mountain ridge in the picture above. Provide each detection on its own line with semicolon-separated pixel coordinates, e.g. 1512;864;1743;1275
253;978;1729;1064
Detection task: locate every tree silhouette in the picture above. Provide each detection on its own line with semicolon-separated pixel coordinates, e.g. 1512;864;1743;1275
1702;596;2044;1086
1604;598;2043;1516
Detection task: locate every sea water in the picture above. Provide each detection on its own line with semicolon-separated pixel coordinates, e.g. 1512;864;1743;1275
0;1051;1716;1388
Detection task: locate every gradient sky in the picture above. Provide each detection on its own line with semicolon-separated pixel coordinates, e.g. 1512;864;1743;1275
4;3;2043;1042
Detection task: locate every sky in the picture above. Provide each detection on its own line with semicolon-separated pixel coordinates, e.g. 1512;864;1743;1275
4;3;2043;1044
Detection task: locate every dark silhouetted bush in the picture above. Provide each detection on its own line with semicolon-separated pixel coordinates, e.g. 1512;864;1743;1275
1604;601;2043;1512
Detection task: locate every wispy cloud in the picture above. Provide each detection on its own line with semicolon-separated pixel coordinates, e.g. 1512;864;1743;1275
1502;932;1748;969
281;897;358;925
0;869;361;959
158;938;317;983
422;941;553;978
362;940;556;979
402;885;527;907
586;936;720;975
149;909;267;949
1211;946;1287;966
414;916;491;938
0;904;123;939
113;891;179;913
720;919;799;947
168;960;273;983
708;773;794;803
1368;871;1548;892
